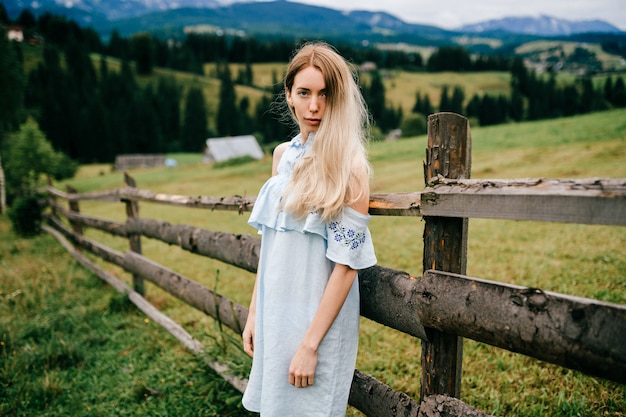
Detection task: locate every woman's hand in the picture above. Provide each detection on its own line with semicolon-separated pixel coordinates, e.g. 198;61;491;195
242;313;255;357
288;344;318;388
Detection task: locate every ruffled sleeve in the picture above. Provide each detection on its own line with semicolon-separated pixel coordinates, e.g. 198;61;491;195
326;207;377;270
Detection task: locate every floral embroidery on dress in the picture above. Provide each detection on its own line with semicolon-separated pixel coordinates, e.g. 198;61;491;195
329;221;366;250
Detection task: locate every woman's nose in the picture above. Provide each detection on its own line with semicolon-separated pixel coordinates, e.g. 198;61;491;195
309;96;319;112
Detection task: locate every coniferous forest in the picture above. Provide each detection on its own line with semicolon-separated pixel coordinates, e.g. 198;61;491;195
1;4;626;167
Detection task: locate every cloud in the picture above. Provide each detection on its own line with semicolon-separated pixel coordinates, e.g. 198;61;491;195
294;0;626;30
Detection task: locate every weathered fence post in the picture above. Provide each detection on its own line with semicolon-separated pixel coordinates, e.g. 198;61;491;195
66;185;83;238
123;173;144;295
47;176;57;218
421;112;471;400
0;155;5;215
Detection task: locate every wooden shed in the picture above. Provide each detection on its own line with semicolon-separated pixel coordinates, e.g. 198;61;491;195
203;135;264;163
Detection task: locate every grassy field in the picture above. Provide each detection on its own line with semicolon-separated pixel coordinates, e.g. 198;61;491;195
514;40;626;73
2;108;626;416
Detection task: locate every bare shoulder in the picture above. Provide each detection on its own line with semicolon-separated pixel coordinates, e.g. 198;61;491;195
272;142;290;176
274;141;290;158
348;158;371;215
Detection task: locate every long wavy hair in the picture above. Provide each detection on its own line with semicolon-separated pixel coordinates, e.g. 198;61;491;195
281;42;371;222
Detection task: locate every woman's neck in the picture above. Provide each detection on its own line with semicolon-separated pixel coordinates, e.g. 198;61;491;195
301;131;315;145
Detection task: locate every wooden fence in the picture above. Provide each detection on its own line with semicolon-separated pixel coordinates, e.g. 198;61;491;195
42;113;626;416
113;154;166;171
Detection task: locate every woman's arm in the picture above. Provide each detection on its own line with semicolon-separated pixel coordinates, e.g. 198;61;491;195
242;276;258;357
272;141;289;176
288;263;358;388
288;178;370;388
243;142;290;357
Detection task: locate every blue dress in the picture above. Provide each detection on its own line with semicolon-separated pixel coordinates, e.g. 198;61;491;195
242;133;377;416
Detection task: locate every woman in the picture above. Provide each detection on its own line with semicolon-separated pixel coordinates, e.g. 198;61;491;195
242;42;377;416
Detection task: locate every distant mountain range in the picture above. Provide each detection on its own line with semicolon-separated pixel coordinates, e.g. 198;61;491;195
458;15;619;36
3;0;624;44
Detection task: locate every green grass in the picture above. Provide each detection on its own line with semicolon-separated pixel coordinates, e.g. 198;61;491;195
3;108;626;416
374;70;513;113
0;219;252;416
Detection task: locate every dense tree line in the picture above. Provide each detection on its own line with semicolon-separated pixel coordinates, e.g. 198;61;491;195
426;46;510;72
0;20;78;216
108;32;416;74
4;8;413;159
4;4;626;168
412;57;626;128
104;28;508;75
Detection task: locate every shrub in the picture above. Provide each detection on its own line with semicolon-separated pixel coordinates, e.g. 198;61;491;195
8;195;42;237
4;117;78;199
51;152;79;181
400;113;428;138
212;155;257;168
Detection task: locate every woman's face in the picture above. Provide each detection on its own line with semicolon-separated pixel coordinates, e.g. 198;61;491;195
286;65;327;140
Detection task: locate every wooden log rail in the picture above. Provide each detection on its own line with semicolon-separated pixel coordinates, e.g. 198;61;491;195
360;267;626;384
421;177;626;226
40;223;249;393
45;176;626;226
45;208;626;385
44;213;491;416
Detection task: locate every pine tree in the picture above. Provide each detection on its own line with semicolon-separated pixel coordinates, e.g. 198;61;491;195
0;3;9;25
412;92;433;116
16;9;36;30
450;86;465;115
217;63;240;136
182;86;208;152
238;96;253;134
366;71;386;129
0;27;25;136
125;85;162;153
0;26;26;213
613;77;626;107
479;95;497;126
562;85;580;116
107;29;130;59
496;95;509;124
509;89;524;121
604;77;614;105
510;57;530;96
465;94;481;121
132;32;156;75
579;77;596;113
439;85;451;112
155;76;181;149
412;92;422;114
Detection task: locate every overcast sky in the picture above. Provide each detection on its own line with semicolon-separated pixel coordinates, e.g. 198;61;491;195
293;0;626;31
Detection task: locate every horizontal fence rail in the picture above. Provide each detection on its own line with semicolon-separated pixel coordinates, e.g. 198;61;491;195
45;211;486;416
41;222;249;392
47;176;626;225
44;185;626;385
421;177;626;226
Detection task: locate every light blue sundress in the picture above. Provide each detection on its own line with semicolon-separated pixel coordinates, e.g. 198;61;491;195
242;133;377;416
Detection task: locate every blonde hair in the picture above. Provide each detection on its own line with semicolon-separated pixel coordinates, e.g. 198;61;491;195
282;42;371;222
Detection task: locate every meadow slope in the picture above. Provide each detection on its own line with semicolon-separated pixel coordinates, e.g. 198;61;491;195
2;108;626;416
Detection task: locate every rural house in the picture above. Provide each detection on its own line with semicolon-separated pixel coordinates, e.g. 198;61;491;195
203;135;265;163
6;26;23;42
